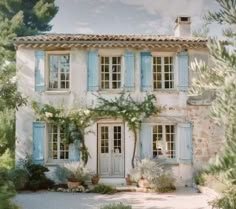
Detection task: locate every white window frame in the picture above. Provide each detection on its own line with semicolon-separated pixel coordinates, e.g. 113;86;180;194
98;50;124;91
152;124;176;160
46;124;69;164
45;51;71;91
151;52;176;90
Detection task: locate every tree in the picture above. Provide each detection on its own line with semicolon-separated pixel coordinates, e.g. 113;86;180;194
191;0;236;208
0;0;58;160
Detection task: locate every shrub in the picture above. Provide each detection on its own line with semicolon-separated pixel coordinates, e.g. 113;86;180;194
11;157;54;191
131;158;175;192
0;168;19;209
90;184;117;194
194;170;206;186
100;203;131;209
211;186;236;209
55;162;91;185
8;167;29;190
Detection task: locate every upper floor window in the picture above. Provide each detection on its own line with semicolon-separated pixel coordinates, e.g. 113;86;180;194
153;124;176;159
48;53;70;90
48;124;69;162
153;56;174;90
100;56;122;90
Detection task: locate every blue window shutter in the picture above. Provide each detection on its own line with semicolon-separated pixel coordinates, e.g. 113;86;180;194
140;123;152;159
69;140;80;161
32;122;45;164
177;51;189;91
178;123;192;163
124;51;135;91
140;52;152;91
35;50;45;91
87;50;99;91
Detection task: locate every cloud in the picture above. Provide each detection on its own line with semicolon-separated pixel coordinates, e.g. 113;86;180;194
75;22;94;34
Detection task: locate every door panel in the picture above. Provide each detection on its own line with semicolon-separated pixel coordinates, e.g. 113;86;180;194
98;124;124;177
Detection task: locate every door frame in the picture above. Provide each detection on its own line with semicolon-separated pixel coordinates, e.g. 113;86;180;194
97;121;125;178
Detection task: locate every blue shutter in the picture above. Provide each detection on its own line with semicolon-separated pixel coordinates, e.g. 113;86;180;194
140;123;152;159
35;50;45;91
32;122;45;164
87;50;99;91
140;52;152;91
178;123;192;163
124;51;135;91
177;51;189;91
69;140;80;161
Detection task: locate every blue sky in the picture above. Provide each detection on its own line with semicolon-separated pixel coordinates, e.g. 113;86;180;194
50;0;219;35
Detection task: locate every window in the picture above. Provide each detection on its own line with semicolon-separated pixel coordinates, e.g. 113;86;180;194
48;53;70;90
100;56;121;89
48;124;69;161
152;125;175;159
153;56;174;89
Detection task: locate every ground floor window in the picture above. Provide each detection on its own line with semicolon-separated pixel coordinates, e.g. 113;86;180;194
48;124;69;161
152;124;175;159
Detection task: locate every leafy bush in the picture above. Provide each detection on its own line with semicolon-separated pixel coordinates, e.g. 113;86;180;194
0;168;19;209
211;186;236;209
55;162;91;185
194;170;206;186
10;157;54;191
131;158;175;192
8;167;29;190
151;173;175;192
90;184;117;194
100;203;131;209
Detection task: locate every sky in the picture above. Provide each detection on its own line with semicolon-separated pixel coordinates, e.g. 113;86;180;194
50;0;220;36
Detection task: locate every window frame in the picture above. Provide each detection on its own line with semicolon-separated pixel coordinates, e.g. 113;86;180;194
151;52;176;91
98;54;124;91
45;51;71;91
152;124;176;161
46;123;69;164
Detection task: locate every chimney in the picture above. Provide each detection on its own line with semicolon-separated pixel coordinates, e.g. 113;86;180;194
174;16;191;37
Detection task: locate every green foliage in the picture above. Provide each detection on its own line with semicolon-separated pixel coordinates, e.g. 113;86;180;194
191;0;236;186
92;94;162;168
0;109;15;155
211;186;236;209
55;162;91;185
32;94;162;167
90;184;117;194
8;167;29;191
100;203;132;209
0;167;19;209
0;149;14;169
194;170;206;186
131;158;175;192
9;157;54;191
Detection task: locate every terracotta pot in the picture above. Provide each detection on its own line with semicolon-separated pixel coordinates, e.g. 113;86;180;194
138;178;149;188
67;181;81;189
91;176;99;185
125;175;132;185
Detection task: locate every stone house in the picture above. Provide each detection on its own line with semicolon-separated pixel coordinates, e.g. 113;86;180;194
15;16;223;186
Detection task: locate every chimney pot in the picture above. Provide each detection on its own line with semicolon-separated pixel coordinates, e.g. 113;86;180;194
174;16;191;37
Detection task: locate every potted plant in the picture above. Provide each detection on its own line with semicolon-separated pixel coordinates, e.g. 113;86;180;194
91;174;100;185
125;174;132;186
55;162;91;189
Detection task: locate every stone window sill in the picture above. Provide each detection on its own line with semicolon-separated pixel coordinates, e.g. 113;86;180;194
44;90;71;95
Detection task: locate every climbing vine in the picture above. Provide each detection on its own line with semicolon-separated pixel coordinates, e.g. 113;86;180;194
32;94;162;168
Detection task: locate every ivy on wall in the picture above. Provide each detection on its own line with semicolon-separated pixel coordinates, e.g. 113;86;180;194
32;94;162;168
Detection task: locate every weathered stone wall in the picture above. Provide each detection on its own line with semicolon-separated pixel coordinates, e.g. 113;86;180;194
187;105;224;170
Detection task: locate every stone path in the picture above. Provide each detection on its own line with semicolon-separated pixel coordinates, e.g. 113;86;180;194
14;187;215;209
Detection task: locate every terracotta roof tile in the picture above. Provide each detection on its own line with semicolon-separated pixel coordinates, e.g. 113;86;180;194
15;33;207;43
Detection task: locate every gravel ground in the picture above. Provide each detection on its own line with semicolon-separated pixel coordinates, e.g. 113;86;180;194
14;187;215;209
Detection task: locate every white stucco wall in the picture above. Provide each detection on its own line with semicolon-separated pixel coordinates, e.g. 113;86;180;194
16;47;222;186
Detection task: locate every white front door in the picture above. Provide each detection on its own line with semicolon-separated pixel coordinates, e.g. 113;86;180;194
98;124;124;177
